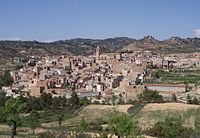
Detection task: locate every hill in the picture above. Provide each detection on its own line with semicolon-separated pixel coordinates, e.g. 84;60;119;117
1;36;200;61
126;36;200;54
0;37;133;60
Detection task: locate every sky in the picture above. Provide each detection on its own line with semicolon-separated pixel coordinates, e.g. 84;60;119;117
0;0;200;41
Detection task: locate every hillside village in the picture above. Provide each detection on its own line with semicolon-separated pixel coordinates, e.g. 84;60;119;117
2;46;200;104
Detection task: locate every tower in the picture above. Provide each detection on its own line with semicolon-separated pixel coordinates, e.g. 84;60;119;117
96;46;100;61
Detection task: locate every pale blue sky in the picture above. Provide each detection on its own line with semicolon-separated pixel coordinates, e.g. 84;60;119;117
0;0;200;41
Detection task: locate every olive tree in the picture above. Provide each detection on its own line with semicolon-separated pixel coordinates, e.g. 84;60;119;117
108;112;140;138
4;98;27;138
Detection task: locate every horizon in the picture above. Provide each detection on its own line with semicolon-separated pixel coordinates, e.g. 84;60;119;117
0;35;200;43
0;0;200;41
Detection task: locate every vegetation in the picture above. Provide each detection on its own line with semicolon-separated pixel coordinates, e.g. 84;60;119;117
0;84;200;138
108;111;140;137
152;69;200;84
139;90;164;103
0;91;83;137
0;71;13;88
187;94;199;105
0;98;27;138
146;116;193;138
171;94;177;102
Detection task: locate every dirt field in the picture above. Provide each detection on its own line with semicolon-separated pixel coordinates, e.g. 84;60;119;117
69;104;133;122
83;104;133;113
141;103;200;112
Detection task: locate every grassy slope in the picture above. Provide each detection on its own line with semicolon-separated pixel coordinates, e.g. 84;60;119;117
2;103;200;137
132;103;200;130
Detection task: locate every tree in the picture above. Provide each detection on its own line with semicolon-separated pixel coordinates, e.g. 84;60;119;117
187;94;192;104
80;97;91;106
4;98;27;138
154;71;160;78
135;78;141;85
1;71;13;86
78;117;89;132
29;119;38;134
52;96;61;110
90;117;104;131
28;111;39;134
40;92;53;109
111;95;118;105
192;96;199;105
147;116;192;138
0;91;7;107
108;112;139;138
72;83;77;91
69;91;80;107
59;96;67;107
171;94;177;102
27;96;42;112
57;114;64;129
139;90;163;103
184;81;189;92
0;107;7;123
118;94;125;104
0;71;13;88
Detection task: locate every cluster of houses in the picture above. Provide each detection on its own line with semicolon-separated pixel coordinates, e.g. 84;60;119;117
2;47;200;103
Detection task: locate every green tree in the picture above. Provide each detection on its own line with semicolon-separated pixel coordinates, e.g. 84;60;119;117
52;96;60;110
27;96;42;112
28;111;39;134
29;119;38;134
108;112;139;138
111;95;118;105
1;71;13;86
0;91;7;107
80;97;91;106
0;106;7;123
118;94;125;104
154;71;160;78
40;92;53;109
78;117;89;132
4;98;27;138
139;90;163;103
69;91;80;107
91;117;104;131
59;96;67;107
187;94;192;104
57;114;64;129
171;94;177;102
192;96;199;105
135;78;141;85
147;116;192;138
184;81;189;92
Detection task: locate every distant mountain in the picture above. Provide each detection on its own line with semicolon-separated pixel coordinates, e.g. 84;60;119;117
0;36;200;60
126;36;200;54
0;37;134;60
